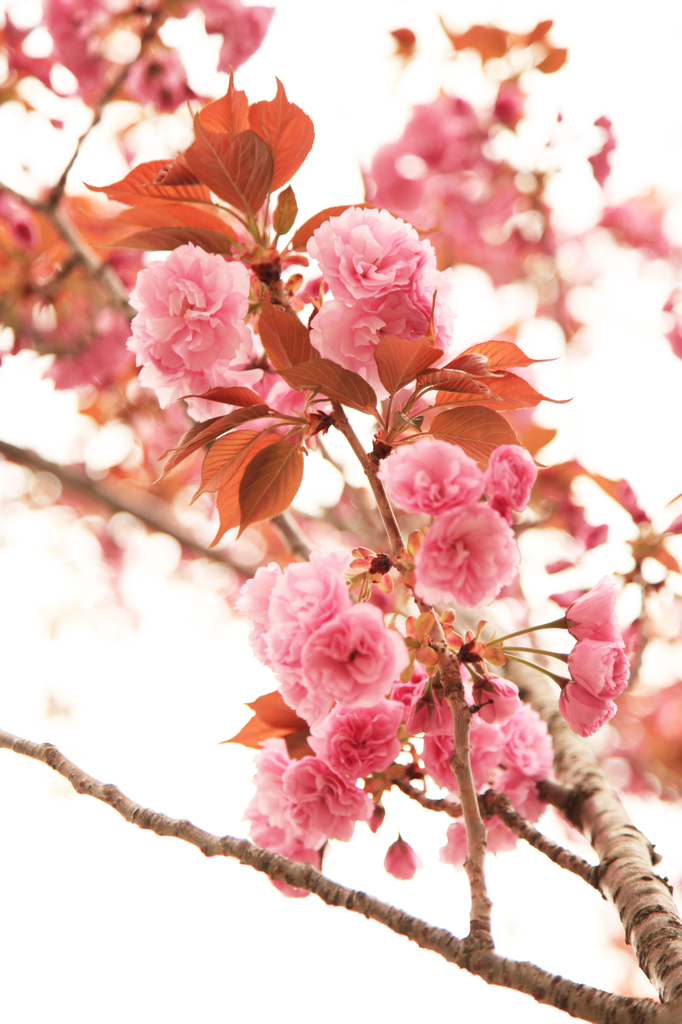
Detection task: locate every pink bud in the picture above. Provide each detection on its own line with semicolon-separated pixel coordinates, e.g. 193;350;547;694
473;675;521;724
368;805;386;834
384;837;423;880
566;577;624;646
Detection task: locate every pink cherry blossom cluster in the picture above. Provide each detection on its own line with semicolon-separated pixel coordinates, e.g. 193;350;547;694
235;550;408;726
378;440;536;607
559;577;630;737
306;207;454;398
127;243;261;420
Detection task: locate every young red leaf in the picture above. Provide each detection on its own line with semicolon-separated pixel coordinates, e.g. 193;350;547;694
113;227;236;255
417;368;492;395
152;156;202;188
373;335;442;394
537;48;568;73
237;438;304;536
258;294;317;369
185;119;274;215
248;78;315;191
524;19;553;45
195;425;274;498
157;415;233;479
198;72;250;134
279;358;377;412
86;159;212;205
221;691;308;749
100;201;239;239
273;184;298;237
426;406;520;466
183;386;266;407
450;340;555;372
440;21;508;62
438;371;568;411
447;352;496;376
289;203;373;251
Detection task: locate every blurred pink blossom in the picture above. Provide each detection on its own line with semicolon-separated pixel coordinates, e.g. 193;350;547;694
125;49;193;112
378;439;484;516
384;837;423;880
496;768;546;823
414;503;519;607
501;704;553;780
43;0;111;96
198;0;274;72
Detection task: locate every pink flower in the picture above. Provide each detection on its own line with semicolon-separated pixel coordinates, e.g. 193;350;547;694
496;769;546;823
472;675;521;724
568;639;630;699
125;49;193;113
281;756;372;847
390;664;427;721
566;577;624;646
235;562;281;665
439;817;516;868
309;700;403;779
299;605;409;726
423;717;504;792
308;207;435;303
244;798;320;899
384;837;423;880
559;683;617;738
494;81;525;129
198;0;275;72
0;194;39;249
309;285;453;399
414;504;519;607
406;684;452;736
46;308;132;390
265;550;351;713
377;440;484;516
43;0;110;96
501;705;553;780
484;445;537;524
249;738;291;834
128;245;259;420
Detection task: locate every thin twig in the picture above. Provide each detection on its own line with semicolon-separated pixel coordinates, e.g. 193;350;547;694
480;789;600;890
0;726;661;1024
393;777;463;817
272;511;312;561
0;438;249;573
330;402;404;560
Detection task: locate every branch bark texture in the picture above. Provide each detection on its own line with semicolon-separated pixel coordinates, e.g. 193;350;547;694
0;726;661;1024
513;663;682;1005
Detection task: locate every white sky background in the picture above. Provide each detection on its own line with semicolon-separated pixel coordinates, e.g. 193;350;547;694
2;0;682;1021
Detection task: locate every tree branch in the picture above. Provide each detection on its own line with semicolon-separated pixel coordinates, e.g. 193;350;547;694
0;438;249;573
330;402;404;560
511;662;682;1005
0;726;661;1024
480;789;600;890
271;511;312;560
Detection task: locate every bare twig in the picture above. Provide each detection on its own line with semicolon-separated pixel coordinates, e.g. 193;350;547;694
330;402;404;560
272;511;312;561
480;789;600;890
394;776;463;817
0;438;249;573
0;726;661;1024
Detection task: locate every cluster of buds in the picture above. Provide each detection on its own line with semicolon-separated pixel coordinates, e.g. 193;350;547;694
347;548;394;601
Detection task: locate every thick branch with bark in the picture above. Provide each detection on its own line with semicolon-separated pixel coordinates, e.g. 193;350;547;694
512;663;682;1005
0;726;661;1024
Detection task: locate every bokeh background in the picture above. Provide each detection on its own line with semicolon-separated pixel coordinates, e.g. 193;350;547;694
2;0;682;1021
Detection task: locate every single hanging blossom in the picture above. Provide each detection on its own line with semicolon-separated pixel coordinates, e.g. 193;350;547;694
567;639;630;699
414;503;519;607
565;577;625;646
484;445;537;524
559;683;617;738
384;837;423;880
128;244;260;420
472;675;521;724
377;440;484;517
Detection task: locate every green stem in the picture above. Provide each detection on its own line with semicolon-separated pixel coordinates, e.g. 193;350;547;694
493;618;567;644
503;647;569;664
504;654;570;687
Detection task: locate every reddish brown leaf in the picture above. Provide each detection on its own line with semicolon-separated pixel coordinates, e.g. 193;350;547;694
285;730;315;759
195;426;274;498
426;406;519;466
273;184;298;237
279;358;377;412
417;368;492;395
452;340;554;372
86;159;212;205
237;438;304;535
259;294;317;369
440;21;508;62
435;371;568;411
152;156;202;187
198;72;250;134
289;204;373;251
391;27;417;58
209;434;284;546
183;386;266;407
524;19;553;45
373;335;442;394
537;48;568;73
185;119;274;215
447;352;496;376
113;227;236;255
100;201;238;239
588;473;649;524
157;414;248;479
248;78;315;191
222;690;309;750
